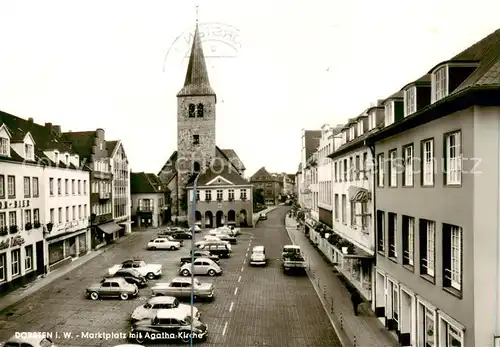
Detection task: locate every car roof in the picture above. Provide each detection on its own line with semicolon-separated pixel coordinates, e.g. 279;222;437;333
171;276;193;283
193;257;214;262
148;296;176;304
105;277;127;283
156;308;190;320
252;246;265;251
284;245;300;249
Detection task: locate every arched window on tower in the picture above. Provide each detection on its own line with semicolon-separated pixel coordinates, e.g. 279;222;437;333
197;104;204;117
188;104;196;117
193;161;201;173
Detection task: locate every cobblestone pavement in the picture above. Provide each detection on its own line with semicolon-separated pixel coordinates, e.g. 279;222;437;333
0;209;341;346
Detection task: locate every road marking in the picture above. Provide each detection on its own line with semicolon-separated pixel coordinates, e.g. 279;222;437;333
243;259;246;264
240;266;244;272
245;252;248;257
222;321;228;335
229;301;234;312
246;247;250;252
234;287;238;295
238;275;241;282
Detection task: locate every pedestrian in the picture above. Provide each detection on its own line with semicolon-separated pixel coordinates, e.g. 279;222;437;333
350;290;362;316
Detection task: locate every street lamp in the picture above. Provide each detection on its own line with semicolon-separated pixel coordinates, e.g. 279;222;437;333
189;172;200;347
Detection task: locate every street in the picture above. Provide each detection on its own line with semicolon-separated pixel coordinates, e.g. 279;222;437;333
0;206;340;346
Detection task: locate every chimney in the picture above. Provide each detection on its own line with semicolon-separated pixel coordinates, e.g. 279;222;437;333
45;122;52;130
28;117;34;124
52;125;61;136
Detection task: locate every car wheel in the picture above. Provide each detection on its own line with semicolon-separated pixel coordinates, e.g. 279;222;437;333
170;246;176;250
147;272;155;280
89;291;99;300
181;269;190;277
120;292;129;300
134;333;146;344
180;334;190;343
208;269;216;277
150;246;156;250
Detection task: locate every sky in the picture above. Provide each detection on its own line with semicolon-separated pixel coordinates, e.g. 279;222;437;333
0;0;499;177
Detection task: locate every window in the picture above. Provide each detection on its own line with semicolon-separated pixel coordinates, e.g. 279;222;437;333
404;87;416;116
370;112;377;130
360;202;368;229
25;245;33;271
7;175;15;197
50;208;54;223
419;304;436;347
354;155;360;180
65;179;69;195
84;204;87;218
58;207;62;224
349;157;353;181
439;317;463;347
66;207;69;221
445;131;461;185
420;139;434;186
8;211;16;226
357;121;363;136
72;179;75;194
216;189;223;201
197;103;204;117
341;194;346;224
433;66;448;102
389;150;397;187
84;180;87;194
0;253;5;282
362;153;368;179
228;189;234;200
343;159;348;181
350;127;355;139
24;143;34;160
443;224;462;292
33;209;39;223
49;178;54;195
334;194;339;220
54;151;59;164
32;177;39;197
350;202;356;226
0;137;8;156
193;135;200;145
57;178;61;195
377;154;384;187
334;162;338;182
78;180;81;194
392;282;399;323
240;189;247;200
195;190;200;201
188;103;196;117
11;249;20;276
385;101;394;125
24;209;31;224
419;219;435;278
72;206;76;220
403;145;413;186
205;190;212;201
23;177;30;197
388;213;397;258
0;175;4;198
402;216;415;267
0;212;5;229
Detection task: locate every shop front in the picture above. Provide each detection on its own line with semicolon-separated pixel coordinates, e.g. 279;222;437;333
47;228;90;271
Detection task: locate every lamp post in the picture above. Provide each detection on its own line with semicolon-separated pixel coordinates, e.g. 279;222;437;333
190;172;200;347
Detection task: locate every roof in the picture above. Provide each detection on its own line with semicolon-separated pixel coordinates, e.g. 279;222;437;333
148;296;176;304
303;130;321;161
220;148;246;170
131;172;169;194
401;73;431;90
156;308;189;320
106;140;119;157
328;129;379;159
177;24;216;98
186;162;250;186
61;131;97;159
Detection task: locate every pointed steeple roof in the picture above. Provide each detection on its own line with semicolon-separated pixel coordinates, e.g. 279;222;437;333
177;24;216;98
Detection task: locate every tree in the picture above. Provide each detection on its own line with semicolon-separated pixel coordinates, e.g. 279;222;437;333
253;188;265;206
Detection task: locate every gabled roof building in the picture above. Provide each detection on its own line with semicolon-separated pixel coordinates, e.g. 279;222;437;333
130;172;170;228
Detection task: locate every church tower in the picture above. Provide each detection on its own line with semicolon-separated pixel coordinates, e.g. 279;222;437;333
176;21;217;189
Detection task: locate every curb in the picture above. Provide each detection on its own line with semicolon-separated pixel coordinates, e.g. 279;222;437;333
283;216;352;347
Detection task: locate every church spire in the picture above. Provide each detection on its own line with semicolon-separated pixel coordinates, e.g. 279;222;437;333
177;9;216;98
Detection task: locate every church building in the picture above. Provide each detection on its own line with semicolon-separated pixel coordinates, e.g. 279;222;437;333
158;22;252;227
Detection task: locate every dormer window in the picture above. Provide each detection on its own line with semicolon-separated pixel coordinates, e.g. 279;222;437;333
0;137;9;156
349;127;355;140
54;151;59;164
24;144;34;160
404;87;416;117
432;66;448;103
385;101;394;126
357;121;364;136
65;154;69;165
341;132;347;144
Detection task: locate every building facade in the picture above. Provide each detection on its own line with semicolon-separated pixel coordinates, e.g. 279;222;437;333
281;173;295;197
187;168;253;228
130;172;170;228
63;129;122;249
250;167;282;205
297;129;321;211
367;29;500;347
108;141;132;234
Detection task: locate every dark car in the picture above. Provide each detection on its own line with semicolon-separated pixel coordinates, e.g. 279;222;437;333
171;231;193;240
259;213;267;220
180;250;220;265
103;269;147;288
199;244;231;258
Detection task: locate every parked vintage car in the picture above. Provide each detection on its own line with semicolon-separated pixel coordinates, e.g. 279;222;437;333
3;335;55;346
179;258;222;277
180;250;219;265
131;296;200;321
147;237;181;250
130;309;208;344
151;277;215;301
86;277;138;300
156;234;184;246
197;243;231;258
108;259;162;280
259;213;267;220
195;240;232;251
171;231;193;240
103;268;147;288
212;233;237;244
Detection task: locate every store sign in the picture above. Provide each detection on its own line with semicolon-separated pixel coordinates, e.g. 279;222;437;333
0;200;30;209
0;235;25;250
57;220;80;232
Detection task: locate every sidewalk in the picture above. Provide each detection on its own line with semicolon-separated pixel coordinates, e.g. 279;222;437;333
253;203;283;226
285;216;398;347
0;232;137;312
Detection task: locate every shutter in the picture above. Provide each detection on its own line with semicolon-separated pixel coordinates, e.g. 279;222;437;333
442;224;451;286
419;219;427;274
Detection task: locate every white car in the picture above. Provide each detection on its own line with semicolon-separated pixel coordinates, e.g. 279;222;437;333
179;257;222;277
209;228;234;237
3;335;55;346
204;235;229;244
195;240;232;251
131;296;200;321
147;238;181;250
108;259;162;280
250;245;267;266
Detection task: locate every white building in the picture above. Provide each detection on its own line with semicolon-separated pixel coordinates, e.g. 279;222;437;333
108;141;132;234
0;124;45;292
42;149;91;272
298;129;321;213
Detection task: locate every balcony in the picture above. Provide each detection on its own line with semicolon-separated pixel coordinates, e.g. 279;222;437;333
137;206;153;213
99;192;111;201
91;171;113;180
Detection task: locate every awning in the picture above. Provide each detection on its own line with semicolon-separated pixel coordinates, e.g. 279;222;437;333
348;186;371;203
118;221;135;225
98;221;122;234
